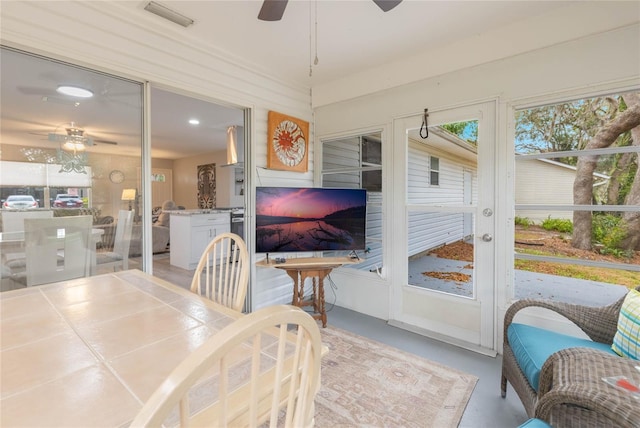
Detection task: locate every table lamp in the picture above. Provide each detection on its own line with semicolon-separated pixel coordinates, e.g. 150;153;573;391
121;188;136;211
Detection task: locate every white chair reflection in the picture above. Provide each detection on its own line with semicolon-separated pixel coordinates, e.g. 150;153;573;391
130;305;322;428
96;210;134;271
1;210;53;233
190;232;249;312
18;215;93;286
1;210;54;269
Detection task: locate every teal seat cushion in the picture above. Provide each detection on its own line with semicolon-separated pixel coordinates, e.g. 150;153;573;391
518;418;552;428
507;323;615;391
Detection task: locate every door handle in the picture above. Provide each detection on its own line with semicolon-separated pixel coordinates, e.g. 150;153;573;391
482;233;492;242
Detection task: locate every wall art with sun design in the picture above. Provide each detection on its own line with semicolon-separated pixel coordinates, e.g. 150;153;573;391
266;111;309;172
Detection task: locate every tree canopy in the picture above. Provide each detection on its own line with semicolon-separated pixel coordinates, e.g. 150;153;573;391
516;93;640;251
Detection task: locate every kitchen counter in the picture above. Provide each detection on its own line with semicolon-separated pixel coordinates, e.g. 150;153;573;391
169;209;233;216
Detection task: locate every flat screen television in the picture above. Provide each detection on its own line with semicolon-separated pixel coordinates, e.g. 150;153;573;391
255;187;366;254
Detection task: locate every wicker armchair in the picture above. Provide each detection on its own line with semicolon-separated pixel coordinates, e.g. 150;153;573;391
500;286;640;418
535;347;640;427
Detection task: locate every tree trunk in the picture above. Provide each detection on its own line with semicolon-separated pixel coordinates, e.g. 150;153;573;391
572;94;640;250
606;151;633;205
620;102;640;250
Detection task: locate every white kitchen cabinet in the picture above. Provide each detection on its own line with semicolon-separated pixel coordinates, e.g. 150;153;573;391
170;212;230;270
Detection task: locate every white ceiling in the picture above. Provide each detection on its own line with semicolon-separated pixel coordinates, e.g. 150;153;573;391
0;1;615;159
131;0;572;87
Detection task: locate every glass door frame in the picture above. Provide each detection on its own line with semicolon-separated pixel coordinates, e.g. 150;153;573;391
389;100;497;355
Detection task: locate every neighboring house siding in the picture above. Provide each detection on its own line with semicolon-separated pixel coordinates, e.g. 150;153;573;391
407;139;477;257
322;137;383;272
515;159;579;222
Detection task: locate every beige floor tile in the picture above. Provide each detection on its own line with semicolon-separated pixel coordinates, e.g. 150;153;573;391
0;364;140;427
58;288;165;327
77;305;203;360
1;330;97;397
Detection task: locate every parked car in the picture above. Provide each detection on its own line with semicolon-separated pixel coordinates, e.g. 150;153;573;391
53;194;84;208
2;195;39;209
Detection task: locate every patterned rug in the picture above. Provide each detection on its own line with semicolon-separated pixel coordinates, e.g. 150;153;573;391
315;326;477;428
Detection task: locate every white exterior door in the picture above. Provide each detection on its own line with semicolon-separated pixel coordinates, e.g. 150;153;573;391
389;101;497;355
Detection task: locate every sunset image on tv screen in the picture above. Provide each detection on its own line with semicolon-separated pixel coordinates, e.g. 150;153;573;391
255;187;366;253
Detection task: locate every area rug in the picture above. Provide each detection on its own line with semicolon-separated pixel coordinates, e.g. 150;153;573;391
315;326;477;428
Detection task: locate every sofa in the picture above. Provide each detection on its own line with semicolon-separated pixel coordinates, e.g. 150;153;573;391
501;286;640;424
98;223;170;256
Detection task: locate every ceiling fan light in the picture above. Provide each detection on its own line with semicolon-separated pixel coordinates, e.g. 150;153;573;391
57;85;94;98
63;141;87;151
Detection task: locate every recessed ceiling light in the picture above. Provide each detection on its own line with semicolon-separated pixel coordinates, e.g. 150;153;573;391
189;119;200;125
57;85;94;98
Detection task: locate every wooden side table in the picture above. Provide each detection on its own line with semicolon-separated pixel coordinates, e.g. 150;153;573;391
535;347;640;428
284;266;333;327
256;257;361;327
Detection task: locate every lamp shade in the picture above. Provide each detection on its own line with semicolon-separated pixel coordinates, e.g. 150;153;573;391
121;189;136;201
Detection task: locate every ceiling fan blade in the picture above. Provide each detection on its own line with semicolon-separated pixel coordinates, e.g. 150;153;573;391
94;139;118;145
372;0;402;12
258;0;288;21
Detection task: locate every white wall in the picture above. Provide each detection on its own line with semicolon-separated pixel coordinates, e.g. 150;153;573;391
314;24;640;321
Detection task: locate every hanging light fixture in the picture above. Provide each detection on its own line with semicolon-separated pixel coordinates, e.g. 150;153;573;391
51;123;91;174
226;125;238;165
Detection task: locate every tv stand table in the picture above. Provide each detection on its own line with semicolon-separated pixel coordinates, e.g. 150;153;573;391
256;257;361;327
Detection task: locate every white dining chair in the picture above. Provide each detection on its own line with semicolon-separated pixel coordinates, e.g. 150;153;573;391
19;215;93;286
96;210;134;271
130;305;322;428
190;232;249;312
1;210;53;232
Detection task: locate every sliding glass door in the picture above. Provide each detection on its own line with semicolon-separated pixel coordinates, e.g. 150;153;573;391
0;47;143;290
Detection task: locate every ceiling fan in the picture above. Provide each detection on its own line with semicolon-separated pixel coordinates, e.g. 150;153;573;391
258;0;402;21
44;123;118;147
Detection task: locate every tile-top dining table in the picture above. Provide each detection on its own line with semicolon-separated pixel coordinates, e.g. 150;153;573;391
0;269;247;427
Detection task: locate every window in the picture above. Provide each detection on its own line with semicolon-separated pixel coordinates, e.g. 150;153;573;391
430;156;440;186
513;91;640;304
321;132;383;272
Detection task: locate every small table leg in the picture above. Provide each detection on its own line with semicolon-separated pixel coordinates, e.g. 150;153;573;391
284;267;332;328
317;275;327;327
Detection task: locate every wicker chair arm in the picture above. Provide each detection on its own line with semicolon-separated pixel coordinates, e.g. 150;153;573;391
503;296;624;345
535;347;640;428
535;388;638;428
